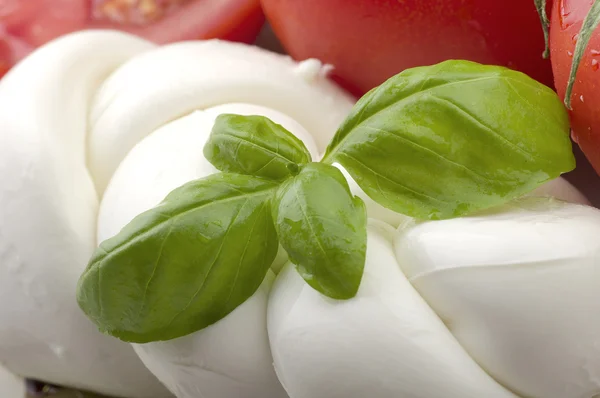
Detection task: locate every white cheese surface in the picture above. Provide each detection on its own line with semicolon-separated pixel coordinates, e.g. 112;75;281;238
0;29;352;398
88;40;352;194
0;364;24;397
0;29;356;398
394;198;600;398
268;220;519;398
0;31;171;398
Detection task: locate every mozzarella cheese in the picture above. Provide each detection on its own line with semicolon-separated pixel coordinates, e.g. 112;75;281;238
0;31;171;398
87;40;352;194
394;197;600;398
0;364;24;397
0;29;355;398
530;177;590;205
0;28;594;398
268;220;519;398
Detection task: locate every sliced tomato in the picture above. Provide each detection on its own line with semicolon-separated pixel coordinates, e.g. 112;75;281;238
0;0;264;78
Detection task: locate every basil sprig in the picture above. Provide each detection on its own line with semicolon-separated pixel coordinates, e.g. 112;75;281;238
77;115;367;342
78;60;574;343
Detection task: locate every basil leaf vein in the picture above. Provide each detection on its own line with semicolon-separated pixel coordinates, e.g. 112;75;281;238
272;163;367;299
204;114;312;180
77;173;279;343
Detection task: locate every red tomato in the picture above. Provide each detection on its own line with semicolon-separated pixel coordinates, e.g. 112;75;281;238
0;0;264;78
261;0;554;95
549;0;600;175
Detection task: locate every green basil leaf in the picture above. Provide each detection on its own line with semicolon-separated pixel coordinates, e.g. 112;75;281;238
533;0;550;58
77;173;279;343
204;114;312;180
272;163;367;299
322;60;574;220
564;0;600;109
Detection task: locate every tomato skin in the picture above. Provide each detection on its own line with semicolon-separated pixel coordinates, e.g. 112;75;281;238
0;0;264;78
88;0;264;44
262;0;553;96
550;0;600;175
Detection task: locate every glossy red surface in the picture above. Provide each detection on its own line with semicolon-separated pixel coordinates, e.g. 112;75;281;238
0;0;264;78
550;0;600;175
262;0;554;95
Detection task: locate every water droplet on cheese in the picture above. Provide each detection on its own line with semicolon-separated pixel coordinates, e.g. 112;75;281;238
1;241;23;273
49;344;65;359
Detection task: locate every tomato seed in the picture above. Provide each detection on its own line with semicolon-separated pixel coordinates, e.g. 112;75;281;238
92;0;189;25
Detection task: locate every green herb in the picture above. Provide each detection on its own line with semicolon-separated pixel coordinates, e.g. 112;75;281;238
272;163;367;299
78;59;574;343
204;114;312;180
563;0;600;109
322;60;574;220
77;173;279;343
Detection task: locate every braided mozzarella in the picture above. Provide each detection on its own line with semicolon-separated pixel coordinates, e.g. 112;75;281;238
0;29;594;398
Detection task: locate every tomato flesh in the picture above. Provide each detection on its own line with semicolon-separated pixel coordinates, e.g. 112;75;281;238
550;0;600;174
91;0;191;26
262;0;554;96
0;0;264;78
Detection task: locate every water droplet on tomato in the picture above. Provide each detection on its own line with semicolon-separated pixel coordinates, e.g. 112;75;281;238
592;49;600;55
592;59;599;71
572;33;579;44
580;95;585;102
560;0;576;29
568;50;574;57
